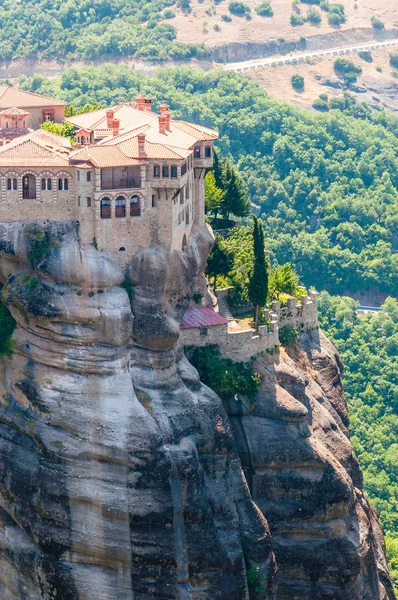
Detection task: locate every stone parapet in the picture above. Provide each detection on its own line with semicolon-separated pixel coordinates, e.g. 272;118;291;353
181;291;319;361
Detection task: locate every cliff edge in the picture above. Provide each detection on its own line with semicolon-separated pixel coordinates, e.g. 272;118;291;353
0;221;394;599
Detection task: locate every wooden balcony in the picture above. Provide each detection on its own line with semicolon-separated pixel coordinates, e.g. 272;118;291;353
101;177;141;191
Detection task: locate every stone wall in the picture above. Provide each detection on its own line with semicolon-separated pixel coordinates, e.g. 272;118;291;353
180;291;319;361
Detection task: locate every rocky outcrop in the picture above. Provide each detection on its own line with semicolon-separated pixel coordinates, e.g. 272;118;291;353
0;221;394;599
227;330;395;600
0;221;276;600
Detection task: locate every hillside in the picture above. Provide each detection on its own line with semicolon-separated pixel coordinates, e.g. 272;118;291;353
249;46;398;113
0;0;397;65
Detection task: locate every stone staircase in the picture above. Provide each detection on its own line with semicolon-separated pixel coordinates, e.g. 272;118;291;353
217;296;234;321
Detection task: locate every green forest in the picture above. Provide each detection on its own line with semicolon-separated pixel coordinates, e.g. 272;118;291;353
318;294;398;587
23;65;398;298
0;0;207;62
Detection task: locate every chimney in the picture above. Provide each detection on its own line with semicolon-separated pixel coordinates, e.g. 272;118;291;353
106;110;114;128
138;133;146;159
158;115;168;134
160;104;171;130
112;118;120;137
144;97;153;112
136;96;146;111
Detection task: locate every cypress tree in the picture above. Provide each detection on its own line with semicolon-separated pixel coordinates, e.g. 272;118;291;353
212;148;225;190
222;159;250;220
248;217;268;330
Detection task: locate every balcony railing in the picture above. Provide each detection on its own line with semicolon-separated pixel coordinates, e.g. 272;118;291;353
100;206;111;219
22;189;36;200
115;205;126;218
101;177;141;191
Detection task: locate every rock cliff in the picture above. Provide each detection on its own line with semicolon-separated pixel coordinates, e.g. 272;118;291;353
0;221;394;599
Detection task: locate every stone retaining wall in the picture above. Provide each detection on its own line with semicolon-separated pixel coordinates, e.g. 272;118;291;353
180;291;319;361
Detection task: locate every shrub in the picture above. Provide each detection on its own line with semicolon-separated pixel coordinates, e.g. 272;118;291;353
228;1;251;17
256;1;274;17
179;0;191;12
247;565;266;595
292;0;301;14
313;98;329;111
327;11;344;25
214;23;221;31
290;13;305;25
329;96;346;110
307;7;322;23
186;344;261;399
375;65;382;73
334;57;362;83
291;73;305;90
371;16;384;29
390;52;398;68
163;9;176;18
279;324;298;346
222;14;232;21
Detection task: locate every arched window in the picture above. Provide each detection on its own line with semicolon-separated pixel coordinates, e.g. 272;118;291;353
153;165;160;178
119;247;126;252
186;208;190;225
194;147;201;159
100;197;111;219
182;234;187;251
170;165;178;178
205;146;212;158
42;178;52;190
130;194;141;217
115;196;126;218
13;178;17;190
58;178;69;191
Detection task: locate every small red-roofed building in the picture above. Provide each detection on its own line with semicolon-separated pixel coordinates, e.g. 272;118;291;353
0;85;67;129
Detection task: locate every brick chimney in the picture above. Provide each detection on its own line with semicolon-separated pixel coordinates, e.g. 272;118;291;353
136;96;146;111
144;97;153;111
106;110;114;128
112;118;120;137
160;104;171;131
138;133;147;159
158;115;168;134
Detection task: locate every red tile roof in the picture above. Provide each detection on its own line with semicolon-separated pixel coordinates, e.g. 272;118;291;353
180;306;228;329
0;85;67;108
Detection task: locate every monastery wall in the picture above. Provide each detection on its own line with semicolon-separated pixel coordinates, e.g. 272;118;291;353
180;292;319;361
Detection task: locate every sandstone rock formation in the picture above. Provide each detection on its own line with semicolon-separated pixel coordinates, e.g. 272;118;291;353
0;222;276;600
0;221;394;599
227;330;395;600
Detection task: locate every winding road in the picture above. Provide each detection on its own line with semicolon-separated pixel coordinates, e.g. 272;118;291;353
224;38;398;72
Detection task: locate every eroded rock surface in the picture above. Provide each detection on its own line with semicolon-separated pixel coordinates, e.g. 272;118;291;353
227;329;395;600
0;221;394;599
0;222;276;600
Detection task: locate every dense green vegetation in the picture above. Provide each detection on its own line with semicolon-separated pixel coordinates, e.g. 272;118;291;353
318;293;398;589
0;0;210;62
22;65;398;299
185;344;260;399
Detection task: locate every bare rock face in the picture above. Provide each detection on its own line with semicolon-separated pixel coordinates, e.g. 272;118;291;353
0;222;276;600
227;329;395;600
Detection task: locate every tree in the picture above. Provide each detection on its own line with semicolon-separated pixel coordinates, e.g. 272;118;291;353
41;121;76;140
205;172;225;219
248;217;268;330
206;235;234;291
291;74;304;90
212;148;225;189
222;159;250;219
269;263;300;300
